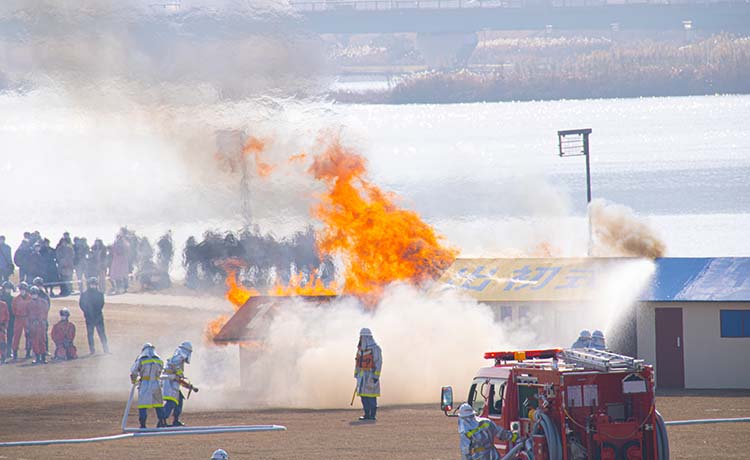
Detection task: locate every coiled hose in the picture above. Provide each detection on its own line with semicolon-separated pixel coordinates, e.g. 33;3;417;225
533;411;563;460
655;410;669;460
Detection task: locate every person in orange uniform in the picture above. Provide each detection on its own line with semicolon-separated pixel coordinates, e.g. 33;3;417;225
0;292;8;363
11;282;32;361
28;286;48;364
51;308;77;360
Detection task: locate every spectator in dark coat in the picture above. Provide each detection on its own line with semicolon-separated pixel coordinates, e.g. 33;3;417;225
78;277;109;354
13;239;32;282
87;239;108;292
55;237;75;296
39;240;59;289
73;237;90;292
0;236;13;282
26;243;45;283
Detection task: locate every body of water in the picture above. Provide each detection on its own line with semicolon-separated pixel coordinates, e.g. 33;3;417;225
1;93;748;264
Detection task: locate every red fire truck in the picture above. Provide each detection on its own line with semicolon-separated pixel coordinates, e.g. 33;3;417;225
441;348;669;460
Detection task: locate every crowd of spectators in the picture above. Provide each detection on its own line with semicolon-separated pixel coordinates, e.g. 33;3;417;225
0;228;174;297
183;226;335;290
0;225;337;296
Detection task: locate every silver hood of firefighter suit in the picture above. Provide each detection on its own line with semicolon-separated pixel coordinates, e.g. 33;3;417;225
139;343;156;359
177;342;192;364
360;335;378;349
457;403;479;434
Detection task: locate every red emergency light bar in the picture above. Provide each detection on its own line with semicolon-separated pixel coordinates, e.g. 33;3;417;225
484;348;562;362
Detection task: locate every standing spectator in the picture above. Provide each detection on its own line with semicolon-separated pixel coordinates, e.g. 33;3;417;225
79;277;109;354
26;243;44;283
157;231;174;273
184;236;199;289
56;236;75;296
1;282;14;357
88;239;108;292
0;236;13;282
73;237;90;292
40;239;59;292
110;234;129;294
13;238;31;282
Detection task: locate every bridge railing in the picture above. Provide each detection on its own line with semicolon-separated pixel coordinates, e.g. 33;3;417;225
290;0;748;11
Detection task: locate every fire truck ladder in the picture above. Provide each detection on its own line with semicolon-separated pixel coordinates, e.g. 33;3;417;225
559;348;644;372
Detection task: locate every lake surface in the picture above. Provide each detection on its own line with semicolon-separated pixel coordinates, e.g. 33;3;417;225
1;93;748;261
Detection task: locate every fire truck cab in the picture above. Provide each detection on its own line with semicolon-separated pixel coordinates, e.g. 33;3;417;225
441;348;669;460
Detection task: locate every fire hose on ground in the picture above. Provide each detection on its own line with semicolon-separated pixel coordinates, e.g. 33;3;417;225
0;384;286;448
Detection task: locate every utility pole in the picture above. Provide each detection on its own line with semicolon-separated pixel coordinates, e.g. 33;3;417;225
557;128;593;255
216;130;252;226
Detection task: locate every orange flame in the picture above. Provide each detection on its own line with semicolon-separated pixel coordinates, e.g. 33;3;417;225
310;138;458;301
207;135;458;344
269;271;339;297
204;267;261;344
243;136;275;177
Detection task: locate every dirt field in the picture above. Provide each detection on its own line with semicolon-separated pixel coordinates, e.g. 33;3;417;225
1;296;749;459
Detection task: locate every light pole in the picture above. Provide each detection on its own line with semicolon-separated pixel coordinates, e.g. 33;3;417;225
557;128;593;255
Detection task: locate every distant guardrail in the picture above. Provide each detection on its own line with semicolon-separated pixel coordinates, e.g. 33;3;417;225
290;0;750;11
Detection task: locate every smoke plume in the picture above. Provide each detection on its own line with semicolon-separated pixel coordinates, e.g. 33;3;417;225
216;284;548;409
590;198;667;258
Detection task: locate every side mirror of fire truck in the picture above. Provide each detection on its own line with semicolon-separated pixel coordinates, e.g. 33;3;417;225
441;386;458;416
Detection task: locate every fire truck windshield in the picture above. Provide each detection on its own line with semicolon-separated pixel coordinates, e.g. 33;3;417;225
467;378;506;417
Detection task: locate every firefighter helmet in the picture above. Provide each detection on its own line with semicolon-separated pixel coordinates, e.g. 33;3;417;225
88;277;99;286
210;449;228;460
141;342;154;352
578;329;592;339
1;281;12;291
592;330;604;339
30;286;40;296
18;282;29;292
32;276;44;286
458;403;475;418
60;308;70;318
179;341;193;353
359;328;372;337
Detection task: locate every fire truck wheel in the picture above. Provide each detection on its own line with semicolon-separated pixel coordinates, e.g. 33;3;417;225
655;410;670;460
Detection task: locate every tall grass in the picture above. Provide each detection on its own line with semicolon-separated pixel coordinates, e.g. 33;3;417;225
331;35;750;103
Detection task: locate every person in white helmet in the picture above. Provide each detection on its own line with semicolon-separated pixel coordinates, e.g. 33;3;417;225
130;342;167;428
571;329;592;349
354;327;382;421
590;330;607;350
161;341;198;426
210;448;228;460
457;403;517;460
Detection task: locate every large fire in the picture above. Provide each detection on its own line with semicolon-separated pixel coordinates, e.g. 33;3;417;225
206;134;457;343
310;139;457;300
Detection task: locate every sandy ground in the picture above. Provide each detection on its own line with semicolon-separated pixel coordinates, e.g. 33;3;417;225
1;295;749;459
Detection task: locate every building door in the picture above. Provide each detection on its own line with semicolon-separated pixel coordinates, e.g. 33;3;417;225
655;308;685;388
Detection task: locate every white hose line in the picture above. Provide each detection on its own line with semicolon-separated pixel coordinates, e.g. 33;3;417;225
122;383;136;431
665;417;750;426
0;425;287;448
123;425;280;433
0;433;135;447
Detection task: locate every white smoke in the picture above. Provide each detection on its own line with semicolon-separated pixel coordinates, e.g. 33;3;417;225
209;284;555;409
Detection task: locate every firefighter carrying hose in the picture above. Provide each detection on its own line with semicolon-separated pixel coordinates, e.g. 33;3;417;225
130;342;167;428
457;403;518;460
354;327;382;421
161;341;198;427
